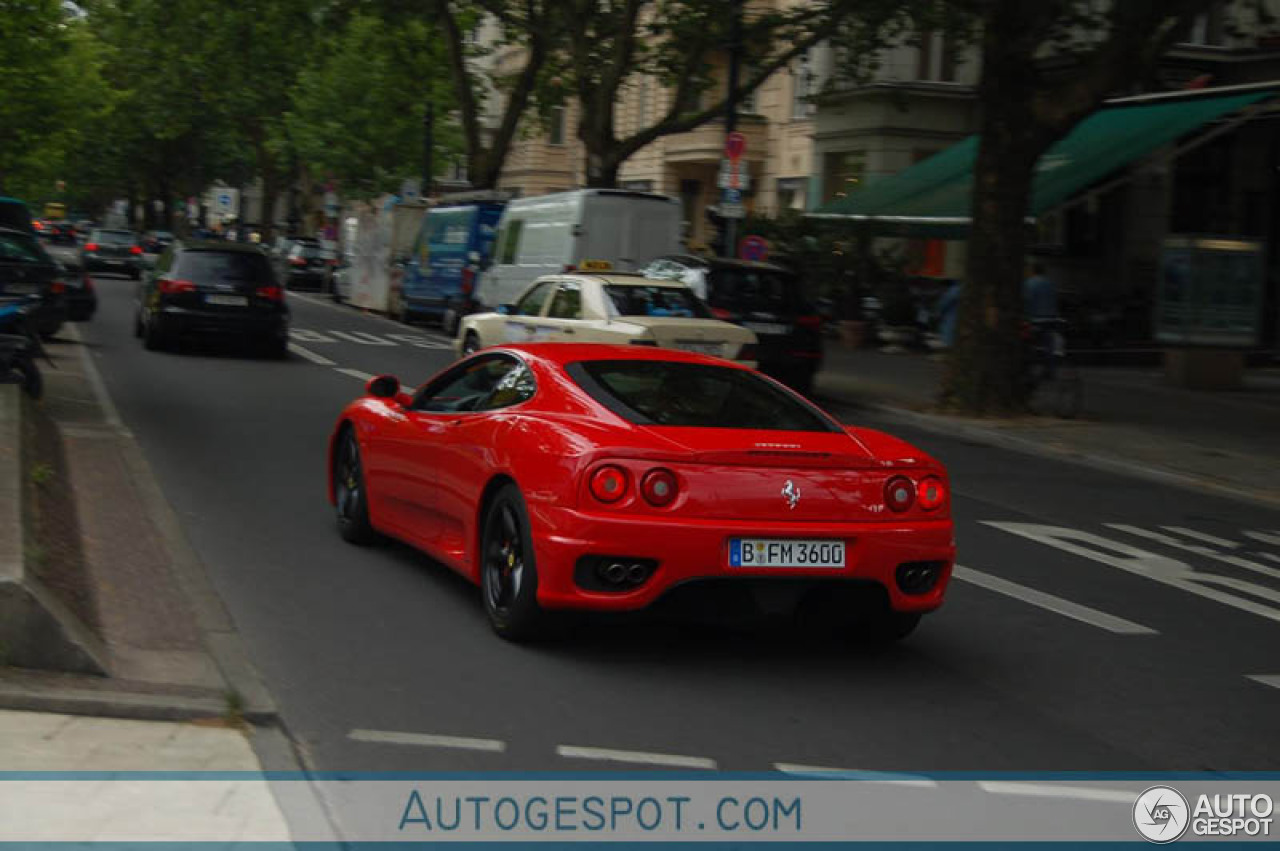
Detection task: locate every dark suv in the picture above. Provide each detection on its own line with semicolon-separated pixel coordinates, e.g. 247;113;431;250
135;241;289;356
641;255;824;393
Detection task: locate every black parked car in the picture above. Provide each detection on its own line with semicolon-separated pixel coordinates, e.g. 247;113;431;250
641;255;824;394
81;228;144;279
277;238;331;291
0;227;68;337
135;241;289;356
62;264;96;322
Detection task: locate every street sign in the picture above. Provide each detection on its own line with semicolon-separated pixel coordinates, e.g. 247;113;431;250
719;187;745;219
217;193;232;210
739;235;769;262
725;131;746;161
717;158;750;191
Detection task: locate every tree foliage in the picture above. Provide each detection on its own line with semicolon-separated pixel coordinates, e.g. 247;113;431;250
285;12;461;198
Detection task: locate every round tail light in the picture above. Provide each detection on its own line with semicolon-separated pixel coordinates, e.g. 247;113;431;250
885;476;915;512
917;476;946;511
640;468;678;507
589;465;629;503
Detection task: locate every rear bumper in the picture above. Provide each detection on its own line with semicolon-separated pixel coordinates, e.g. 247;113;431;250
83;256;140;274
285;270;327;290
158;306;287;337
529;504;954;615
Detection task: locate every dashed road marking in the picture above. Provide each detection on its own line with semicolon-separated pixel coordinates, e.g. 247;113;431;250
976;781;1135;803
1245;674;1280;690
952;565;1157;635
288;343;336;365
335;368;376;381
773;764;937;788
1245;530;1280;548
555;745;716;770
348;729;506;753
1160;526;1239;548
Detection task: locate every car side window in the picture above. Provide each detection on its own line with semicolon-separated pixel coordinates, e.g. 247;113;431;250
547;284;582;320
497;219;524;265
413;355;534;413
513;281;554;316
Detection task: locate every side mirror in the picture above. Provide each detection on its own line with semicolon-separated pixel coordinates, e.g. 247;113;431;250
497;304;513;315
366;374;400;399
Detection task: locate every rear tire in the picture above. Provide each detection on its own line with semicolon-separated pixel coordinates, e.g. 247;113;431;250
142;314;170;351
480;484;547;641
333;429;376;545
133;310;143;338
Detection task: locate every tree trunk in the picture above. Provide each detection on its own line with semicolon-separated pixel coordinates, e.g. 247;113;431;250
584;150;621;188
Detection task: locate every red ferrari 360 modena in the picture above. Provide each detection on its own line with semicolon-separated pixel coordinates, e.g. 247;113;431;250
328;343;954;641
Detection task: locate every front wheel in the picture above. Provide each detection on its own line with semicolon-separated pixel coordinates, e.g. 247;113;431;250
480;484;547;641
461;331;481;357
142;314;170;351
333;429;376;544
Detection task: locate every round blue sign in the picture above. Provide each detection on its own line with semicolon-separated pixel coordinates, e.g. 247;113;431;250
739;235;769;262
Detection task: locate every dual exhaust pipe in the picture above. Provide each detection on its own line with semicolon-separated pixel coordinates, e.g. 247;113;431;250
600;561;651;586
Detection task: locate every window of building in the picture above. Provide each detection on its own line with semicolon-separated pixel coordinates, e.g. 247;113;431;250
777;177;807;211
548;106;566;145
822;151;865;203
916;29;934;80
1181;4;1227;45
792;53;816;120
637;74;649;128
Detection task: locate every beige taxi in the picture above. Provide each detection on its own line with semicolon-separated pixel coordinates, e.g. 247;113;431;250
454;272;758;364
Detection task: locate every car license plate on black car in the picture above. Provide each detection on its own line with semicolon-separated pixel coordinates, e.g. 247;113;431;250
729;539;845;568
4;284;38;294
205;294;248;306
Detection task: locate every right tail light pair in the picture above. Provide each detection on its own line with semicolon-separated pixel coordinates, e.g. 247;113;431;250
589;465;678;508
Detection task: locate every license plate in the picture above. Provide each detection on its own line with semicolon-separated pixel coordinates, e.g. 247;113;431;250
729;539;846;569
4;284;38;294
205;294;248;306
674;341;722;355
743;321;790;335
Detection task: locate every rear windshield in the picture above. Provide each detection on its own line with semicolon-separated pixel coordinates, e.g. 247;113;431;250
290;242;322;257
604;285;710;319
0;230;49;264
708;267;803;314
93;230;136;245
176;250;275;283
568;360;837;431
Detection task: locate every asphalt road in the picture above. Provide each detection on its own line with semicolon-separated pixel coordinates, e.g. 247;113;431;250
74;271;1280;775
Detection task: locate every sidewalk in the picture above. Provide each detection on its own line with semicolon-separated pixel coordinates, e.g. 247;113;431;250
0;709;295;841
814;344;1280;508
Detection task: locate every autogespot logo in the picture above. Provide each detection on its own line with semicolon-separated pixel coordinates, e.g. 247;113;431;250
1134;786;1190;843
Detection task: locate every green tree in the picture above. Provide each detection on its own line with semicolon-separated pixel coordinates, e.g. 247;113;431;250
941;0;1217;415
0;0;88;195
557;0;910;188
285;13;460;198
434;0;568;190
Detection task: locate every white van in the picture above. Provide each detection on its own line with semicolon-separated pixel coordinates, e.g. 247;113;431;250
473;189;682;309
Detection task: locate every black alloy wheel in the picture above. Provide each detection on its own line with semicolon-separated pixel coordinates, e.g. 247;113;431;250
334;429;376;544
480;484;546;641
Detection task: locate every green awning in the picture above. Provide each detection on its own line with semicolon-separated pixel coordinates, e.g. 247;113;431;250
809;90;1273;238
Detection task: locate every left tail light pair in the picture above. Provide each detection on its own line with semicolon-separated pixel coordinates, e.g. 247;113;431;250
589;465;678;508
885;475;947;512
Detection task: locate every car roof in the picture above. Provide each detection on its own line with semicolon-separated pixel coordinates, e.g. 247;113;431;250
490;342;746;370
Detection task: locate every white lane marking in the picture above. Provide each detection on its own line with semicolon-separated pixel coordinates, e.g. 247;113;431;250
1160;526;1239;548
1246;674;1280;689
1257;552;1280;565
287;343;336;365
335;368;376;381
951;565;1157;635
555;745;716;770
773;764;937;788
1108;524;1280;583
977;781;1136;804
329;329;395;346
987;523;1280;624
1245;531;1280;548
386;333;454;350
348;729;506;753
290;328;337;343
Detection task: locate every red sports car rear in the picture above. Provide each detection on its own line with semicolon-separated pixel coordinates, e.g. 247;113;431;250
328;343;954;641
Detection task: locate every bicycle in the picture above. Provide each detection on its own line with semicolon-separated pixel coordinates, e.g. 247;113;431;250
1021;317;1083;419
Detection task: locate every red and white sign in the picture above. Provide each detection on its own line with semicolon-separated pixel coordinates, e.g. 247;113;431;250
725;131;746;161
739;235;769;262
